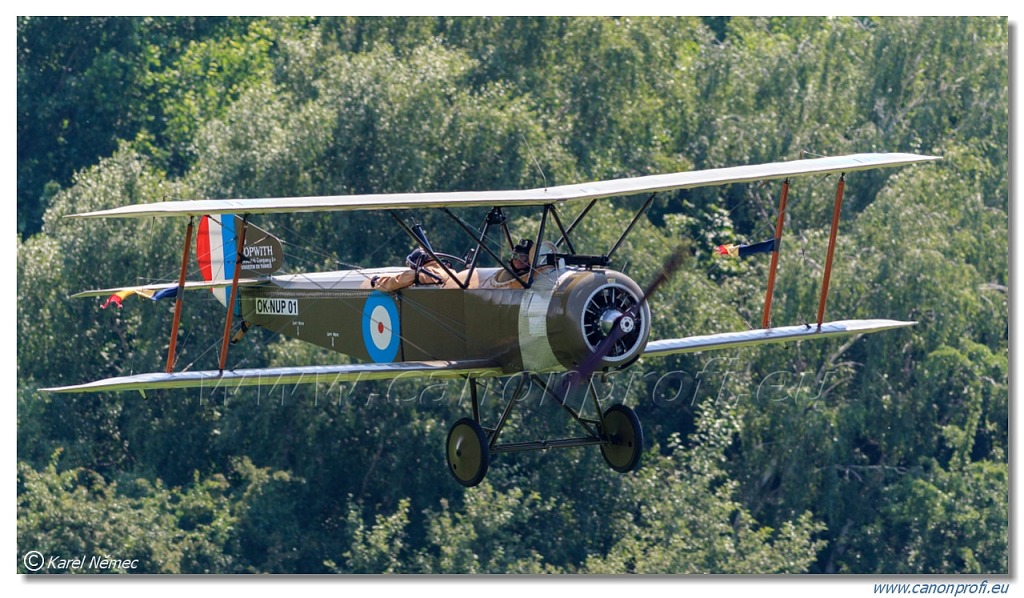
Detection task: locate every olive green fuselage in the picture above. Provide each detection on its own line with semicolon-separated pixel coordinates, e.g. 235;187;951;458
239;266;651;374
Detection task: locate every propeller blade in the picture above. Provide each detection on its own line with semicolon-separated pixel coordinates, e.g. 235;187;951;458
585;246;685;376
563;245;688;398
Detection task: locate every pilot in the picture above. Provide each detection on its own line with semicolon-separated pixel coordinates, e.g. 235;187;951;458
508;239;535;278
371;248;450;292
482;239;533;288
484;239;559;289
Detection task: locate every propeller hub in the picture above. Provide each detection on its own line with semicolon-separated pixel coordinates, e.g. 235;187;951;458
599;309;624;335
598;310;637;336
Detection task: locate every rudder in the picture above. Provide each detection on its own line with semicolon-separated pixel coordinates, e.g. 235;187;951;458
197;214;284;308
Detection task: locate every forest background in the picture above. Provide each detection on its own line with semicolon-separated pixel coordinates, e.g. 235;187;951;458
16;16;1009;574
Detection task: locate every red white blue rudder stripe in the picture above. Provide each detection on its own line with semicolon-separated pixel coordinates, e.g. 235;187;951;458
197;214;239;312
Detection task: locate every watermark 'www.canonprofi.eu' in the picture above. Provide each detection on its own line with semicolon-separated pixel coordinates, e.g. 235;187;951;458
874;582;1010;595
22;550;139;573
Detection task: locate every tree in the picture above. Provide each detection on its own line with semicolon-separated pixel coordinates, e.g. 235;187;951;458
17;16;1008;574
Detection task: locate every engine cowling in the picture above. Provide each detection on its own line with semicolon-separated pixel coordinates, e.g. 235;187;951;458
545;269;651;371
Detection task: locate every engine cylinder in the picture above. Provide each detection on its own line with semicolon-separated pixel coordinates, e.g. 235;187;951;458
545;270;651;371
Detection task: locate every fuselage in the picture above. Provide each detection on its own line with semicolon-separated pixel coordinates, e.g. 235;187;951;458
239;265;651;374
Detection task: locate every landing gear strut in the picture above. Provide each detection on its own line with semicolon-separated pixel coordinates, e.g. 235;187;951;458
444;376;644;487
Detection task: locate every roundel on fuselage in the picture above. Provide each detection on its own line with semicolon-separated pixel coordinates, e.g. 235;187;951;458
362;292;401;362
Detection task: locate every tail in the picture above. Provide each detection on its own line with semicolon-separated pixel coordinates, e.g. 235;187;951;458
197;214;283;308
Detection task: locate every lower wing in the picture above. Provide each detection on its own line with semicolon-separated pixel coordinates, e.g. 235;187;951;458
42;360;504;395
42;320;911;394
643;319;915;358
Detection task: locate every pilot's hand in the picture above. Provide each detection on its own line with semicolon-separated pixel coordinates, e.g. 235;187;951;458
370;275;380;288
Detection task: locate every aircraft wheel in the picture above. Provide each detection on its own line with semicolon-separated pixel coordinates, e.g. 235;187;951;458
446;418;490;487
600;404;643;473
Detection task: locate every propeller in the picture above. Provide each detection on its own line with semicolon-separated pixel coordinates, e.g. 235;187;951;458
562;245;687;396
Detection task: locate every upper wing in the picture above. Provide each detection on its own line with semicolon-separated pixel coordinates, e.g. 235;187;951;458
42;359;505;395
643;319;915;358
71;153;938;219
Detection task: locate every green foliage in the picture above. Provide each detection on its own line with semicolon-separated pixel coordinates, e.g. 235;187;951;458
18;17;1007;574
417;482;567;573
17;451;238;573
584;407;826;574
146;20;279;174
869;460;1007;573
337;497;411;573
16;17;261;236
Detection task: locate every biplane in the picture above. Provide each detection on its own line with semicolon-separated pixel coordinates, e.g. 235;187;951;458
45;152;938;486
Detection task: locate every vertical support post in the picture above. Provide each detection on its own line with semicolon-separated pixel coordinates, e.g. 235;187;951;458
528;205;550;287
761;180;789;329
165;217;195;373
816;175;846;330
470;378;480;424
219;216;248;372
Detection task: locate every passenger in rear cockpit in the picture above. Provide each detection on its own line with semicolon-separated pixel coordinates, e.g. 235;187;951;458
371;248;450;292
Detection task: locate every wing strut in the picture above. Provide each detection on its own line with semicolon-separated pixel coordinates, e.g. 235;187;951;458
166;217;195;372
816;174;846;329
608;192;657;260
218;216;248;371
548;205;576;254
556;198;598;249
442;208;530;288
761;179;789;328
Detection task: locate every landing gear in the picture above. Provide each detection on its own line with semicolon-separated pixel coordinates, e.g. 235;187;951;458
446;418;490;487
599;404;643;473
443;376;646;486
